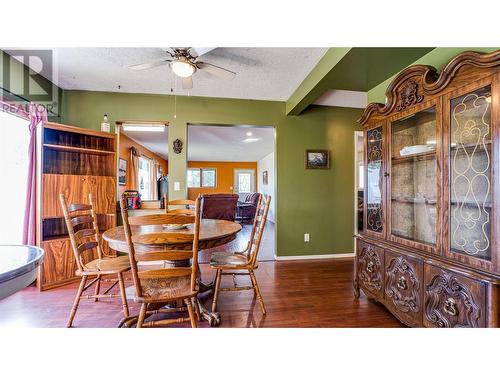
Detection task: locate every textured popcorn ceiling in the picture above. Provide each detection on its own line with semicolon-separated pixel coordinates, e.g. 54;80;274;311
49;47;327;101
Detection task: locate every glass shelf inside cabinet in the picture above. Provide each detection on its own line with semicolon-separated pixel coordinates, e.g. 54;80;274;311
450;85;492;261
391;107;437;245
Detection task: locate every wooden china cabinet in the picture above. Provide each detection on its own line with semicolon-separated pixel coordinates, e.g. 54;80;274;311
354;50;500;327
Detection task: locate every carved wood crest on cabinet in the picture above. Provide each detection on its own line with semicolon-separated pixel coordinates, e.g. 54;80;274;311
395;80;424;111
385;255;421;314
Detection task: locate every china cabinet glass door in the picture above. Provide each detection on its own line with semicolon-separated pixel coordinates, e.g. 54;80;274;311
390;106;438;247
449;85;492;261
365;125;384;235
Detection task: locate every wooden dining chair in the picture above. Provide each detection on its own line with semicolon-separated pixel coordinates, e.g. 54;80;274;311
120;197;201;328
210;195;271;315
164;193;195;215
60;193;131;328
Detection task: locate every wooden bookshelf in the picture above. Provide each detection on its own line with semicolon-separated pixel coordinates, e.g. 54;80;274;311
36;122;117;291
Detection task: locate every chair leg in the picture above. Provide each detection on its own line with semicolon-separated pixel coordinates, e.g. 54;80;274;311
185;298;197;328
249;270;266;315
137;303;147;328
67;276;88;328
193;298;201;321
93;275;101;302
117;272;129;318
211;269;222;312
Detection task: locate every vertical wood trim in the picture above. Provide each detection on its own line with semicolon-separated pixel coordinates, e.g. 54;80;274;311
492;72;500;272
36;123;44;291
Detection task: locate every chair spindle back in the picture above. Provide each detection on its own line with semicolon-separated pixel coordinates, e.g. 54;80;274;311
247;195;271;266
120;197;201;299
60;193;103;272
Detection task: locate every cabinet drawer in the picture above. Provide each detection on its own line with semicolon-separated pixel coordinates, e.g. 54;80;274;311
385;251;423;326
358;241;384;299
423;264;486;327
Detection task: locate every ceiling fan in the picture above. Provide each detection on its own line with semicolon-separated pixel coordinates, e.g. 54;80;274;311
129;47;236;89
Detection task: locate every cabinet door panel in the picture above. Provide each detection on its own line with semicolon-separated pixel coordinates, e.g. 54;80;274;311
86;176;116;213
43;175;116;218
364;124;386;237
42;174;86;218
385;252;423;326
443;75;499;273
423;264;485;327
388;100;441;254
40;239;78;287
358;242;384;299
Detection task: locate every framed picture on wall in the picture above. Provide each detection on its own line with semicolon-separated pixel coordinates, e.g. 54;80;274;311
118;158;127;185
263;170;268;185
305;149;330;169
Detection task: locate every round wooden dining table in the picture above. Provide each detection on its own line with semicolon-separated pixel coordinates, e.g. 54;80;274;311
103;218;242;252
103;219;242;327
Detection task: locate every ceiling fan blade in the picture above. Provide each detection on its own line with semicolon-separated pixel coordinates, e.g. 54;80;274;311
129;59;171;70
182;76;193;90
197;62;236;80
190;47;216;58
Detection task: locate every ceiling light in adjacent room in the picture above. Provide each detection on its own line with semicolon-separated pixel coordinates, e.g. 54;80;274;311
122;124;165;132
171;60;196;78
246;131;253;136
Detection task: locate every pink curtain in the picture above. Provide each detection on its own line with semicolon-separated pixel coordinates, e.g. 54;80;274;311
22;104;48;245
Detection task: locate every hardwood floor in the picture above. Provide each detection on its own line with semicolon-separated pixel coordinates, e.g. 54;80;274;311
0;257;403;328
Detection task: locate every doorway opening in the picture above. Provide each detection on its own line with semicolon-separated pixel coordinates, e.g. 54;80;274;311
116;121;169;204
187;123;276;262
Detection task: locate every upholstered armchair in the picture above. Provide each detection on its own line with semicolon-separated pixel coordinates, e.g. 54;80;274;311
236;193;261;223
200;193;239;221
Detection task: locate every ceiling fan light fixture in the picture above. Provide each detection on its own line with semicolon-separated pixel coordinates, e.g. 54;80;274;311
171;60;196;78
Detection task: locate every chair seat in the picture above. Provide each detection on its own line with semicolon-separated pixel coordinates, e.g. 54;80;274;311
210;252;249;268
80;255;131;274
125;275;197;303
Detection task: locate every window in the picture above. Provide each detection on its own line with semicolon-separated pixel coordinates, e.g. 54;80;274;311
138;156;152;200
0;111;30;244
237;172;252;193
187;168;201;188
187;168;217;188
201;168;216;187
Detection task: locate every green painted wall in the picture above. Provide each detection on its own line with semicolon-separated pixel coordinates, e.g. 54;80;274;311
276;105;361;255
368;47;499;103
61;90;362;256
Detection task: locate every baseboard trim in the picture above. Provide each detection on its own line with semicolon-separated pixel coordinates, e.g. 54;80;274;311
274;253;355;261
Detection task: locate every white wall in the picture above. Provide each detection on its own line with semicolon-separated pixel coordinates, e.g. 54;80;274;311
257;152;275;222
